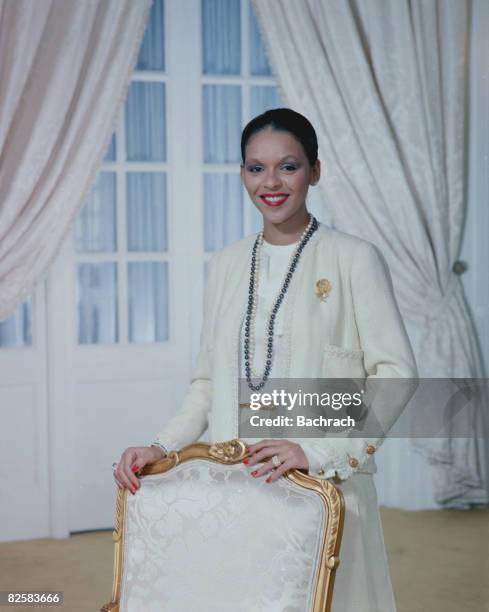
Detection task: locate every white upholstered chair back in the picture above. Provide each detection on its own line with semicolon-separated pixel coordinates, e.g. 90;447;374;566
102;440;344;612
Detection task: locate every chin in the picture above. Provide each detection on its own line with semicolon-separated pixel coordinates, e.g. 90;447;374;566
257;204;300;226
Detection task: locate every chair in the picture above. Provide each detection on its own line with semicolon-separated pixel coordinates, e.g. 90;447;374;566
101;439;344;612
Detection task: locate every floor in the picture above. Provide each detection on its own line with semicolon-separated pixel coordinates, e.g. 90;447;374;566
0;508;488;611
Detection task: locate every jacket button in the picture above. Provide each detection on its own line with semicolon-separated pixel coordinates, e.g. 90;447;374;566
349;457;359;468
366;445;376;455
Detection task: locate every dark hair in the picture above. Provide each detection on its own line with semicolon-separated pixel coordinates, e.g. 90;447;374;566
241;108;318;167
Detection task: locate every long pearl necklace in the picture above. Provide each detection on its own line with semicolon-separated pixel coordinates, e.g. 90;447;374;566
244;214;319;391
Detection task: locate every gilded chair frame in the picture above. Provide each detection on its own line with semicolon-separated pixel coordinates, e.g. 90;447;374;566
101;439;344;612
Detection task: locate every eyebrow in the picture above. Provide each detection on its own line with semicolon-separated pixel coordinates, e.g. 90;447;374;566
245;155;299;164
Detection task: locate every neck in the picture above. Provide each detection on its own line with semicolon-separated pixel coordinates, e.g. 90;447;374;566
262;208;311;245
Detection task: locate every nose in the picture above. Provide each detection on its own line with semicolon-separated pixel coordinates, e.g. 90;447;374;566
263;168;282;190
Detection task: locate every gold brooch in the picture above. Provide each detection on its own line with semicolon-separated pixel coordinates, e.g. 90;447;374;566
316;278;332;302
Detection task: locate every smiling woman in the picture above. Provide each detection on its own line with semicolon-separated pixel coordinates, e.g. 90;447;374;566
240;110;320;245
114;108;418;611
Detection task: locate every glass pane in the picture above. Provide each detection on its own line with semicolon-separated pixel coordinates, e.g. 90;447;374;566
125;82;166;161
136;0;165;71
75;172;117;253
77;263;118;344
128;262;168;343
250;85;282;119
202;0;240;75
204;173;243;251
203;85;241;163
0;300;32;347
104;133;116;161
250;4;272;76
126;173;167;252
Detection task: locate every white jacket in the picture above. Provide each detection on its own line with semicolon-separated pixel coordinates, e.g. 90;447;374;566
154;223;418;480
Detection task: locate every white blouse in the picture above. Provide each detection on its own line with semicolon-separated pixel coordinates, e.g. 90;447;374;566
239;238;299;379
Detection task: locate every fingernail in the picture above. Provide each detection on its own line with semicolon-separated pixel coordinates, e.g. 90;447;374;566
243;459;249;464
251;470;258;477
131;465;139;472
266;477;272;483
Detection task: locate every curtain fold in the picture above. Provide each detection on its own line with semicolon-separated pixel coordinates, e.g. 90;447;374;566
0;0;153;320
252;0;488;507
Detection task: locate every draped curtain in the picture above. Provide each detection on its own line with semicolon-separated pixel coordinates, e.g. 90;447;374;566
252;0;488;508
0;0;153;321
0;0;279;345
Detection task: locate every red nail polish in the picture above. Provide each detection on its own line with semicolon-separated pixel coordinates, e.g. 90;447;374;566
266;477;272;483
243;459;249;464
251;470;258;477
131;465;139;472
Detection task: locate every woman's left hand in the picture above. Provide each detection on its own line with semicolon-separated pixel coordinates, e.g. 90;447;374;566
244;439;309;483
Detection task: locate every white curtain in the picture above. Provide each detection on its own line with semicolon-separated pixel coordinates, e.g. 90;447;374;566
252;0;488;508
0;0;153;321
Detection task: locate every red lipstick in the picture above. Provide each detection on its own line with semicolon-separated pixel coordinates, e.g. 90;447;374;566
259;193;289;207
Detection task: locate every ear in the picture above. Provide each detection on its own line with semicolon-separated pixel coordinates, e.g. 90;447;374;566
310;159;321;185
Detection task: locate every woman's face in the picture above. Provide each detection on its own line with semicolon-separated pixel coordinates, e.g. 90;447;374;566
240;126;320;228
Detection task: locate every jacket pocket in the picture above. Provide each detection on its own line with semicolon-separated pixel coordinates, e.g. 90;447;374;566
321;343;367;379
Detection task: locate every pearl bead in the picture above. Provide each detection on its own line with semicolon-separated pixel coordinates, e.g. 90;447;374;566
245;215;318;390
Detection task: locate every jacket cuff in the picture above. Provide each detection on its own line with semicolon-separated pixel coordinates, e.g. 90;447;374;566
151;437;174;455
300;438;379;480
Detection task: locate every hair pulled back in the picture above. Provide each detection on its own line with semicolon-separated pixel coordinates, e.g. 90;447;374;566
241;108;318;167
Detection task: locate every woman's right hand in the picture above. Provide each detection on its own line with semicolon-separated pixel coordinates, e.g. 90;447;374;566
113;445;166;494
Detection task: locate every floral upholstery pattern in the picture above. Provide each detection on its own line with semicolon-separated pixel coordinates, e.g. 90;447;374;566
119;460;327;611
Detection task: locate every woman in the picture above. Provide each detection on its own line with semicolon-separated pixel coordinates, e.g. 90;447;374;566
113;108;417;611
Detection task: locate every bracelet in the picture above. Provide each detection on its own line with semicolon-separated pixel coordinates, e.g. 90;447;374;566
150;441;168;456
